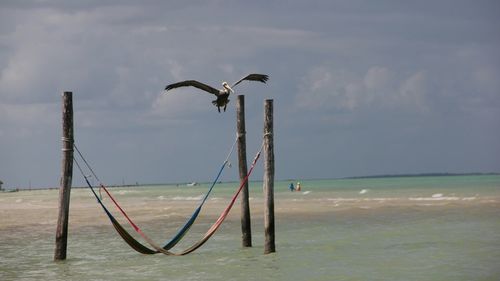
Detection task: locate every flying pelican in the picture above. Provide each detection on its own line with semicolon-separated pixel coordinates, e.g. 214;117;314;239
164;73;269;112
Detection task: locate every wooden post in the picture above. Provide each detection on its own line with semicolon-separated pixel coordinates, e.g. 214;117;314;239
237;95;252;247
54;91;74;261
263;99;275;254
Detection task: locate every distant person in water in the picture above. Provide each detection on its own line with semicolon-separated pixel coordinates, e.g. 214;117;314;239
289;182;294;192
296;182;301;191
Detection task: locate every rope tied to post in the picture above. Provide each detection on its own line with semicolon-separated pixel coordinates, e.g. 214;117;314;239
61;137;74;152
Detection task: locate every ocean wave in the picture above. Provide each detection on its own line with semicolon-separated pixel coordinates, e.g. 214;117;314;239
319;196;478;202
117;190;139;195
409;196;460;201
171;195;204;201
325;198;397;202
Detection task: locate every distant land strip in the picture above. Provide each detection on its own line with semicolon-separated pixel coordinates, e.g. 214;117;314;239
3;172;499;191
341;172;500;180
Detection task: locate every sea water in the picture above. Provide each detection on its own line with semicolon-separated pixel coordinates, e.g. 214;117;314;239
1;175;499;281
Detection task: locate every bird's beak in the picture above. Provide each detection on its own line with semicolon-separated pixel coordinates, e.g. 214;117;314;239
228;86;234;94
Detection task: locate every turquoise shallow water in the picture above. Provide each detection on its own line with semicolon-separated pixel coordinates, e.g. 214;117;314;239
1;175;499;281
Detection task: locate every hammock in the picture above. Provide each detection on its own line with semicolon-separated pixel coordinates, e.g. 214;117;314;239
74;136;236;250
74;138;263;255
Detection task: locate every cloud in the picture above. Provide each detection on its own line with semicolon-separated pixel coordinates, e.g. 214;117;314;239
0;102;59;138
150;89;210;119
363;66;392;90
1;1;499;187
398;71;429;111
296;65;432;114
296;67;359;110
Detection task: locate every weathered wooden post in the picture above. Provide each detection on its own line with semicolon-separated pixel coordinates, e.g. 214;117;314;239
237;95;252;247
263;99;275;254
54;91;74;261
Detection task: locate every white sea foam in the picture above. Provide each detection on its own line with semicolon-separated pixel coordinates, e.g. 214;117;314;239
363;198;397;202
302;191;311;195
326;198;360;202
118;190;138;195
325;197;397;202
409;196;460;201
359;189;369;194
171;195;203;201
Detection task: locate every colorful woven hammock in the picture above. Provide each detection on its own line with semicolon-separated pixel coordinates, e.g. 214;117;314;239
74;135;236;250
75;140;262;255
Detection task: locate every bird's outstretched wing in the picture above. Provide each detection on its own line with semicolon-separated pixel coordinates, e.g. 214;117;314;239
165;80;219;95
231;74;269;88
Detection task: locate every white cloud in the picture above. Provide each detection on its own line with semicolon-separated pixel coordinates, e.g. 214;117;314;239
398;71;429;111
297;65;430;112
0;102;59;138
363;66;392;90
151;90;209;118
296;67;360;110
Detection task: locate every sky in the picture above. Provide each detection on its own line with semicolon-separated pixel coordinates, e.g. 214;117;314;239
1;0;499;188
